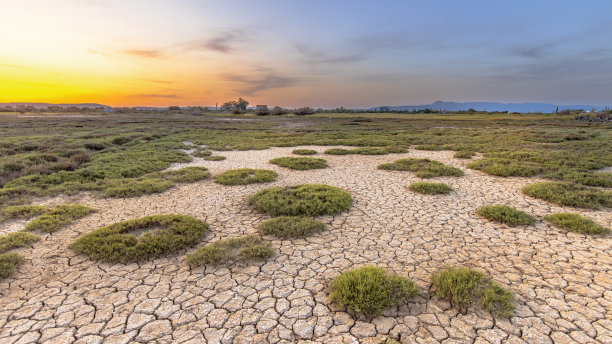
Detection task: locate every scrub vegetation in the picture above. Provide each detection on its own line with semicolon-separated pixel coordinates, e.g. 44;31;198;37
185;235;274;265
522;182;612;209
476;205;536;226
269;157;328;170
214;168;277;185
379;158;464;178
24;204;95;233
258;216;326;238
544;213;610;235
324;147;407;155
0;232;40;253
292;149;317;155
408;182;453;195
248;184;352;216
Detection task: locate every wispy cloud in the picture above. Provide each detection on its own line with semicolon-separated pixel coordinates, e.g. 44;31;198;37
123;49;164;58
139;78;176;85
126;94;180;98
222;69;298;95
183;29;249;53
293;44;364;64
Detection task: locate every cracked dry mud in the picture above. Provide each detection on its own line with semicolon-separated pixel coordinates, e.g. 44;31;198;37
1;146;611;344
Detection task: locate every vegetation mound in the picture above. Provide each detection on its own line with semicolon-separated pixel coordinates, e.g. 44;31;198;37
454;151;475;159
408;182;453;195
431;267;514;317
1;205;47;220
544;213;610;235
522;182;612;209
476;205;536;226
152;167;210;183
214;168;277;185
192;148;212;157
292;149;317;155
258;216;326;238
249;184;352;216
0;253;24;279
324;147;407;155
186;235;274;265
203;155;226;161
269;157;328;170
329;265;418;317
0;232;40;253
25;204;95;233
378;158;464;178
468;159;541;177
69;214;208;262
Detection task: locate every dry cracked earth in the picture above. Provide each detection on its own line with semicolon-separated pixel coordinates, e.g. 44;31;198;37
0;146;611;344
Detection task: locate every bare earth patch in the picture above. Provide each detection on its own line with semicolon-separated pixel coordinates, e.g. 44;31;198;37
0;146;610;343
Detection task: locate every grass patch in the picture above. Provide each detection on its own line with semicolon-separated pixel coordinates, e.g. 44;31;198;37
1;205;47;220
431;267;514;317
0;252;24;279
269;157;328;170
324;147;407;155
454;150;475;159
185;235;274;265
203;155;226;161
258;216;326;238
100;178;174;197
378;158;464;178
522;182;612;209
292;149;317;155
0;232;40;253
152;167;210;183
214;168;277;185
476;205;536;226
468;159;542;177
324;148;351;155
544;213;610;235
249;184;352;216
329;265;418;317
408;182;453;195
24;204;95;233
192;148;212;157
69;214;208;263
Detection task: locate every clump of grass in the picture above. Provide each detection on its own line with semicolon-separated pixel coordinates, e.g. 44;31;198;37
214;168;277;185
476;205;536;226
467;159;541;177
292;149;317;155
186;235;274;265
203;155;226;161
431;267;514;318
324;147;407;155
329;265;419;317
522;182;612;209
192;148;212;157
0;232;40;253
153;167;210;183
378;158;464;178
249;184;352;216
269;157;328;170
0;253;24;279
408;182;453;195
25;204;95;233
69;214;208;263
544;213;610;235
454;151;475;159
1;205;47;220
324;148;352;155
100;178;174;197
258;216;326;238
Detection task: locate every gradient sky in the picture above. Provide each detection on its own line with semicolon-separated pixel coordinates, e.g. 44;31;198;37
1;1;611;107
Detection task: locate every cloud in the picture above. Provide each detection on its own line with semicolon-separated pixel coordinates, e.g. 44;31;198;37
126;94;180;98
293;44;365;64
222;70;298;95
183;29;248;53
122;49;164;58
139;78;176;85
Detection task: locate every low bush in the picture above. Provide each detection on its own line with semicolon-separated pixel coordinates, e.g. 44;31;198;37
269;157;328;170
378;158;464;178
214;168;277;185
408;182;453;195
25;204;95;233
69;214;208;262
329;265;418;317
1;205;47;220
544;213;610;235
100;178;174;197
0;232;40;253
249;184;352;216
0;252;24;279
192;148;212;157
203;155;226;161
476;205;536;226
431;267;513;317
324;147;407;155
258;216;326;238
468;159;541;177
153;167;210;183
186;235;274;265
324;148;351;155
522;182;612;209
454;151;475;159
292;149;317;155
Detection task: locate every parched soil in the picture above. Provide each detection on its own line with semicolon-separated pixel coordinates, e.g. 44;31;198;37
0;146;610;344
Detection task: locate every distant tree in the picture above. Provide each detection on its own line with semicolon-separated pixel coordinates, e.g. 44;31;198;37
423;108;432;113
555;106;559;114
271;106;287;115
467;108;476;113
168;106;181;111
254;107;270;116
221;98;249;114
294;107;314;116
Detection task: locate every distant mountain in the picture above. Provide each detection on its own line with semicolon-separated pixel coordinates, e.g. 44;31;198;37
374;101;608;113
0;102;109;109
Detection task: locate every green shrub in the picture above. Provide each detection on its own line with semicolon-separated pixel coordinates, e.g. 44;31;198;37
544;213;610;235
329;265;418;317
101;178;174;197
203;155;226;161
0;252;24;279
324;148;351;155
186;235;274;265
476;205;536;226
454;151;475;159
269;157;328;170
431;267;513;317
69;214;208;263
1;205;47;220
249;184;352;216
0;232;40;253
292;149;317;155
324;147;407;155
258;216;326;238
154;167;210;183
408;182;453;195
522;182;612;209
378;158;464;178
214;168;277;185
468;159;541;177
25;204;95;233
192;148;212;157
